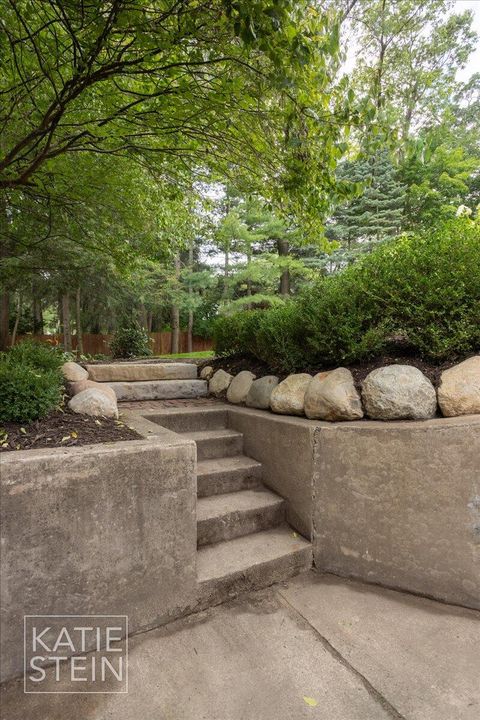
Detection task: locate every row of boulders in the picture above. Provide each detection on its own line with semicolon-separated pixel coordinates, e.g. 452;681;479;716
62;362;118;418
202;356;480;421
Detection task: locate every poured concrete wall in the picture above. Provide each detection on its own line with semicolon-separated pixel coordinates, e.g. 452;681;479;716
0;433;197;681
227;407;317;539
227;407;480;610
313;416;480;611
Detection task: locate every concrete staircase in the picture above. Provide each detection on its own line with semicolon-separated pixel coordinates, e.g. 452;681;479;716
152;406;312;603
85;362;208;401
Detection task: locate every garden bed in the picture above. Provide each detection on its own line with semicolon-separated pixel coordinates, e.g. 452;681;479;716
0;409;140;452
202;351;474;389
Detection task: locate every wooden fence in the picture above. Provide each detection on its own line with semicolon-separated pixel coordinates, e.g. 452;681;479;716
12;332;213;356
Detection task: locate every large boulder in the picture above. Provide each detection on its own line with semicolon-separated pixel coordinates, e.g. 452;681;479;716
246;375;279;410
437;356;480;417
362;365;437;420
227;370;256;404
62;361;88;382
69;379;117;403
200;365;214;380
68;388;118;419
304;368;363;421
209;369;233;397
270;374;312;416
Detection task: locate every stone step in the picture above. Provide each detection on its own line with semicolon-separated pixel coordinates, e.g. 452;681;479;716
149;407;228;434
86;362;198;382
197;489;285;546
197;456;263;497
185;429;243;460
106;379;208;402
197;525;312;605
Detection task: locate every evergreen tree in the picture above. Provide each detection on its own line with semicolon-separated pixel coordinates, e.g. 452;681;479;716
326;150;407;253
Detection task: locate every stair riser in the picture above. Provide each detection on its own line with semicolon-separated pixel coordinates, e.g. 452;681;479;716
197;503;285;547
108;379;208;402
197;467;262;497
198;547;312;607
149;410;228;433
196;435;243;460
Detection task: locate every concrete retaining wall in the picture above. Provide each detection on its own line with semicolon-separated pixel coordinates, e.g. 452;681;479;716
226;407;480;610
0;433;197;681
313;416;480;610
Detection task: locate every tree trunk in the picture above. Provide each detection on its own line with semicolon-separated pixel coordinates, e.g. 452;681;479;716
187;243;194;353
10;294;21;346
32;292;44;334
0;291;9;351
139;304;148;330
223;242;230;300
147;311;153;333
277;238;291;296
75;286;83;357
61;293;72;352
171;254;180;354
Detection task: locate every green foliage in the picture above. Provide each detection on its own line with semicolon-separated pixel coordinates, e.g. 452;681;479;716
6;340;64;372
110;322;152;359
0;363;62;423
215;219;480;368
0;349;63;423
327;150;407;250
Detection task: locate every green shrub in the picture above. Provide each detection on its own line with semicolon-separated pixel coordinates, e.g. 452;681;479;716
0;361;62;422
214;219;480;369
6;339;64;372
110;322;152;359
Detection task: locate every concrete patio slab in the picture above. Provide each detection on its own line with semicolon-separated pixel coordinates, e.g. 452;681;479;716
1;572;478;720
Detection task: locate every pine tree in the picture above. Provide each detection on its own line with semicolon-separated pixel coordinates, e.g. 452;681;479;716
327;150;407;253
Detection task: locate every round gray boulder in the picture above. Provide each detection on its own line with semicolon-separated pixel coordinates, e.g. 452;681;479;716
200;365;214;380
270;374;312;416
227;370;256;404
362;365;437;420
304;368;363;421
246;376;279;410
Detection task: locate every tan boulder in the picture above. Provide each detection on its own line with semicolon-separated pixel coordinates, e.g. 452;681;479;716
70;379;117;403
200;365;214;380
209;369;233;397
62;361;88;382
270;374;312;416
437;356;480;417
304;368;363;421
68;388;118;419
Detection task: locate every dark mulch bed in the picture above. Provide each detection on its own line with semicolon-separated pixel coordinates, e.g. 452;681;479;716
201;351;477;390
0;409;141;453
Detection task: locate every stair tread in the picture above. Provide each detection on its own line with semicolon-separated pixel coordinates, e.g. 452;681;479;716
197;455;262;476
197;488;283;522
197;525;310;583
186;429;243;441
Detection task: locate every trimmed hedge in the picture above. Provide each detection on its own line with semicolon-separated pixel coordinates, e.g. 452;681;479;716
214;219;480;371
110;321;152;359
0;340;64;422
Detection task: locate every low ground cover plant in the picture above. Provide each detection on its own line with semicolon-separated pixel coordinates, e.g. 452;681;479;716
214;219;480;372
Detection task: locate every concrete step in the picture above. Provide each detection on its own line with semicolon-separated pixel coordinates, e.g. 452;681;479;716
107;379;208;402
186;429;243;460
197;525;312;604
197;489;285;546
87;362;198;382
149;407;228;434
197;456;263;497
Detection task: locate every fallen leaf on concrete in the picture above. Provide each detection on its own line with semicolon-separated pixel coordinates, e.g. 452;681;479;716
303;697;318;707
